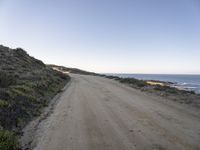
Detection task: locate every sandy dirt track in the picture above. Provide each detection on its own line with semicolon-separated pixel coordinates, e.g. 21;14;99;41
33;74;200;150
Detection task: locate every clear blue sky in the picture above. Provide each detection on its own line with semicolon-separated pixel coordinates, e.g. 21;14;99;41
0;0;200;74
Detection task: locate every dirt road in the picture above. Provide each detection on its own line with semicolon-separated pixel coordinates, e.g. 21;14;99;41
32;74;200;150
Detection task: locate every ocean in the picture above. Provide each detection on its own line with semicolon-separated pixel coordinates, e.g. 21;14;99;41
109;74;200;94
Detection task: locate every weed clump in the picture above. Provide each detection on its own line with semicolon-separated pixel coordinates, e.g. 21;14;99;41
0;130;20;150
0;72;16;88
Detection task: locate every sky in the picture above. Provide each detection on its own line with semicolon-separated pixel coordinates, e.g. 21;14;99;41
0;0;200;74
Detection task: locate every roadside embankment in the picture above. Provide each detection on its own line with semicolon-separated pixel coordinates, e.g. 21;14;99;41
0;45;70;150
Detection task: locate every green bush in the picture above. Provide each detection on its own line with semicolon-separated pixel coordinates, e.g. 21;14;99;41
0;72;16;88
12;85;33;93
119;78;147;87
154;85;178;94
0;99;9;108
0;130;20;150
154;85;165;91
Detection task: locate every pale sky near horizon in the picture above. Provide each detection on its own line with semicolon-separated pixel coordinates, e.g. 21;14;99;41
0;0;200;74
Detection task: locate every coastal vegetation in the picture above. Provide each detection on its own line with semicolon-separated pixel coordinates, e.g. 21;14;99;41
104;75;200;108
49;65;200;108
0;45;70;149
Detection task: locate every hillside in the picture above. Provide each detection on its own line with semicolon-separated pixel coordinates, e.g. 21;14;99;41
48;64;99;76
0;45;70;150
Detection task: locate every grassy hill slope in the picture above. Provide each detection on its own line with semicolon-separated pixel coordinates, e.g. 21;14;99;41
0;45;70;150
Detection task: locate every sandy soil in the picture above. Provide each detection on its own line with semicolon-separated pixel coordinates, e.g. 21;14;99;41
24;74;200;150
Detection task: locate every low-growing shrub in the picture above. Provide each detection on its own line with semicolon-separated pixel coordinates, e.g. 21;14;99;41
154;85;165;91
119;78;147;88
0;72;16;88
0;99;9;108
0;130;20;150
154;85;178;94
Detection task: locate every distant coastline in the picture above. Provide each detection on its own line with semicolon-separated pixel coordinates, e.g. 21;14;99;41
106;73;200;94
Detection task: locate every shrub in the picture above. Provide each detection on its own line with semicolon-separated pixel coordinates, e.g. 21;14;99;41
154;85;165;91
189;91;195;94
0;130;20;150
119;78;147;88
0;99;9;108
166;87;178;94
0;72;16;88
11;85;33;94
